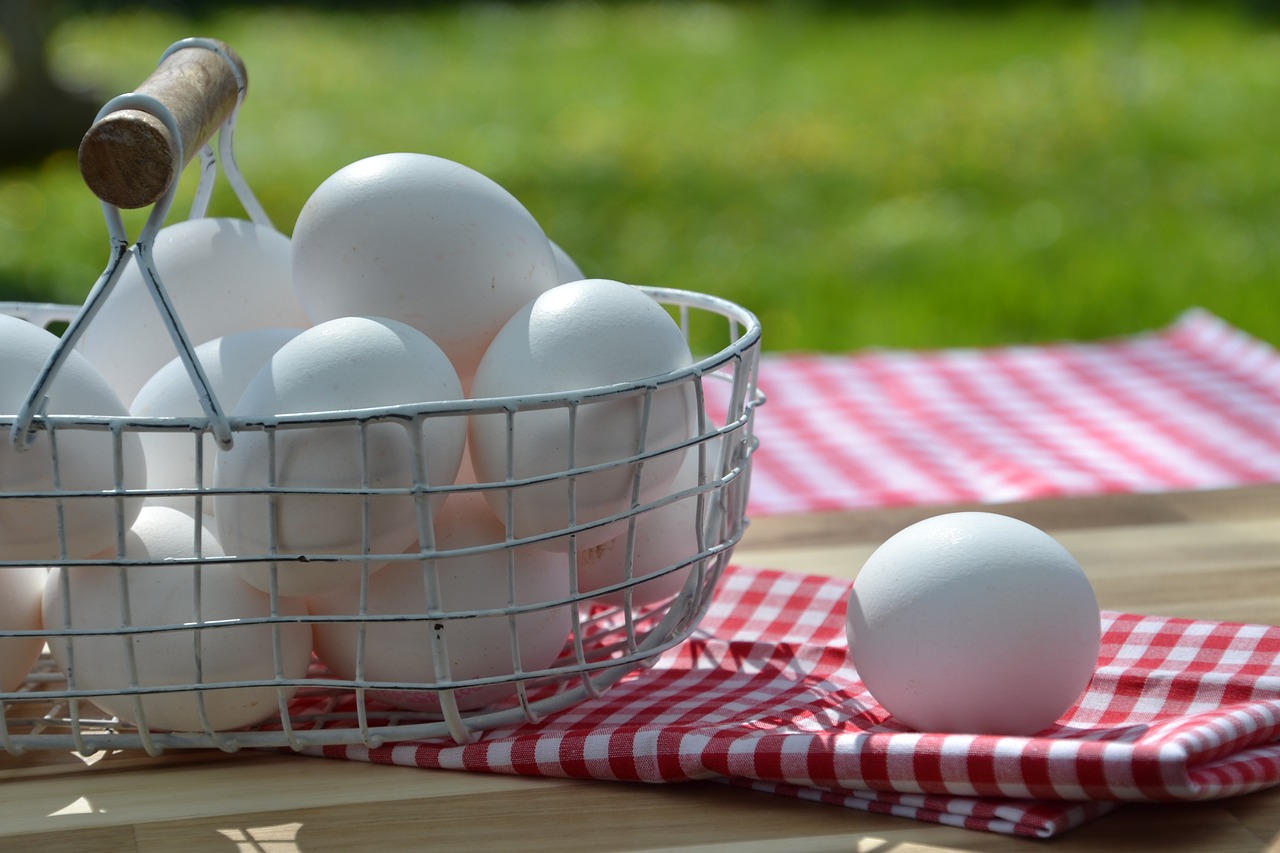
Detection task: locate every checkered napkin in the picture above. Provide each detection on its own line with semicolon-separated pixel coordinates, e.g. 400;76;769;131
744;308;1280;516
304;565;1280;838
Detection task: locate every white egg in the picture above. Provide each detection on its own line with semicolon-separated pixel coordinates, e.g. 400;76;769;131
574;436;720;609
549;239;585;283
74;217;307;404
0;315;146;560
42;506;313;732
306;491;571;712
131;328;302;517
0;566;48;693
213;316;467;597
845;512;1101;736
469;279;697;549
291;153;560;385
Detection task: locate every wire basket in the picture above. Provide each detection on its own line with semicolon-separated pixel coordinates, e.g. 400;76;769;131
0;39;762;755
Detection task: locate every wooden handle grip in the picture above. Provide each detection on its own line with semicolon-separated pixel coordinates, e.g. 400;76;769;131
78;39;246;210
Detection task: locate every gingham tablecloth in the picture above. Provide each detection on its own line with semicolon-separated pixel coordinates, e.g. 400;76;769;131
745;307;1280;516
302;309;1280;837
306;566;1280;838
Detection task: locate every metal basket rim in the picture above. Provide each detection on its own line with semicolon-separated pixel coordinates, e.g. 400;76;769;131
3;286;761;431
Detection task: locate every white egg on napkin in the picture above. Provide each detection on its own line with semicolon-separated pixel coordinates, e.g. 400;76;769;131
845;511;1101;736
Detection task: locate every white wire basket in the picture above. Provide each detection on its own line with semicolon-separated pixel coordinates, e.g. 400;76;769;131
0;39;763;755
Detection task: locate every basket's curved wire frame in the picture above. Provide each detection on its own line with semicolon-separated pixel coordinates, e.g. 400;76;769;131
0;38;764;757
0;291;762;755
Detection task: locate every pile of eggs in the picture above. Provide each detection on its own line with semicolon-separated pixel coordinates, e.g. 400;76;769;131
0;152;712;731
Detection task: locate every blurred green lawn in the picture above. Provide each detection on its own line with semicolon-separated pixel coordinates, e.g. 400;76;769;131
2;1;1278;354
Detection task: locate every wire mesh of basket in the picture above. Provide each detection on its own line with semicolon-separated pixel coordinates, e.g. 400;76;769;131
0;39;762;755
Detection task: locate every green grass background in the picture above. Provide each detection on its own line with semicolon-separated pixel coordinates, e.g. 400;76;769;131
2;1;1279;354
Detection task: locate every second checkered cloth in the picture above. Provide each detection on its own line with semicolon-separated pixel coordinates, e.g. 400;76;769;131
303;565;1280;838
297;310;1280;837
745;308;1280;516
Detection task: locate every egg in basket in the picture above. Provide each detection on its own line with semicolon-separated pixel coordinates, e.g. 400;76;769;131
0;38;762;754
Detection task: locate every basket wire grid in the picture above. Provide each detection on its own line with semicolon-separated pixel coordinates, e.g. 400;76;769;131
0;40;763;755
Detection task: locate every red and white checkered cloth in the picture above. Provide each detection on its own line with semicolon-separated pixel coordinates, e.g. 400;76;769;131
745;308;1280;515
305;566;1280;838
300;309;1280;837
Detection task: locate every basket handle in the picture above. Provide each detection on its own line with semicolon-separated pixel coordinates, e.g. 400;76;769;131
78;39;247;210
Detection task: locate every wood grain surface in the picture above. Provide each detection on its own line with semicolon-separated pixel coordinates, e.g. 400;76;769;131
77;39;244;209
3;484;1278;852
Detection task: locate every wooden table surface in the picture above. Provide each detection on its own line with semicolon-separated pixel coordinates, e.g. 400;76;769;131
3;484;1278;852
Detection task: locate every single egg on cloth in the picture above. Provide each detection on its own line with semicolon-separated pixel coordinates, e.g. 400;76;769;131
213;316;467;597
131;328;302;517
845;512;1101;736
74;217;307;404
0;566;48;693
306;491;572;713
468;279;697;550
0;315;147;560
41;506;313;733
291;152;560;386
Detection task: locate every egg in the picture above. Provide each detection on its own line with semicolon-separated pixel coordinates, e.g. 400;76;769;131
549;239;585;283
845;512;1101;736
0;566;48;692
213;316;467;597
291;153;560;385
468;279;697;549
42;506;313;732
0;315;146;560
74;217;307;404
130;328;302;517
574;435;720;609
306;491;572;712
